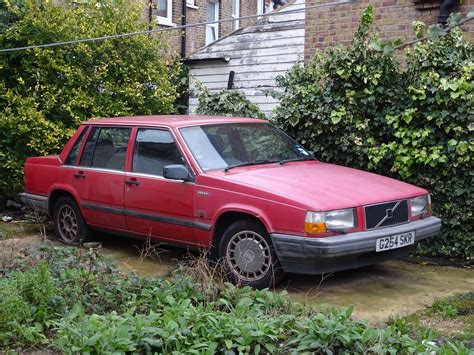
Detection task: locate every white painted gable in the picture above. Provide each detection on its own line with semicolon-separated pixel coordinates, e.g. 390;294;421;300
188;0;305;117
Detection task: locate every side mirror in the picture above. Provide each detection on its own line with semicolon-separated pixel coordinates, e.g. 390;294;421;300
163;164;194;182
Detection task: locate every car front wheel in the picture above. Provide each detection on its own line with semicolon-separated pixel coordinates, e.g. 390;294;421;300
219;219;284;289
53;196;91;245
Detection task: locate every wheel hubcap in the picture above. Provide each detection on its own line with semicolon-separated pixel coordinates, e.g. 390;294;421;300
226;230;271;282
58;205;79;243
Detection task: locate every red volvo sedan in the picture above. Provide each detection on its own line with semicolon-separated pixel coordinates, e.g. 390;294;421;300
20;116;441;288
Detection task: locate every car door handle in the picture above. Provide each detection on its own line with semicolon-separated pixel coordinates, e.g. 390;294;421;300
73;171;86;179
125;178;140;186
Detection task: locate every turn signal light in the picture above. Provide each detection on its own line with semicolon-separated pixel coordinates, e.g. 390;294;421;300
304;222;327;233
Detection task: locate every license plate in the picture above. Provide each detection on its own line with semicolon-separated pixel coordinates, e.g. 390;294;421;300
376;231;415;252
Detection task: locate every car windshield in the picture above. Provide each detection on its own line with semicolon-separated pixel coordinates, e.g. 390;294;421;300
179;123;313;171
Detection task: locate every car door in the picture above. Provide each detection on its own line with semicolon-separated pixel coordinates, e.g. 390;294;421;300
68;125;131;230
124;128;196;244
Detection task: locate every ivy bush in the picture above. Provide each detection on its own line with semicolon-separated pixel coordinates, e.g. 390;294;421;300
272;7;473;259
0;0;178;195
195;83;265;119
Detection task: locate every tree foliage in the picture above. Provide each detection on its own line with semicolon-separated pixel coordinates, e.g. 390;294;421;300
273;6;473;259
0;0;178;194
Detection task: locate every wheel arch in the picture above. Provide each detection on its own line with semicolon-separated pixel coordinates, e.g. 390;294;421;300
48;187;79;217
210;209;271;257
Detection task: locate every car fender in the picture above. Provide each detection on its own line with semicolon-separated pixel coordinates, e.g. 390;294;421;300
212;204;273;233
47;183;81;214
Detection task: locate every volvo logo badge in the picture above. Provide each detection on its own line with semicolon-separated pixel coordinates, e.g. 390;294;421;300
373;200;402;228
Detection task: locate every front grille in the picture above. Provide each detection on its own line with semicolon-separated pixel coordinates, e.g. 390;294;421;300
364;199;409;230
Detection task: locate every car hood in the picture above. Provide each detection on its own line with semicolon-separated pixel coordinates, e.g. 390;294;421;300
206;161;427;211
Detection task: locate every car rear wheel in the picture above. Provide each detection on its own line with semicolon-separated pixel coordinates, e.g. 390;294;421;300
53;196;91;245
219;219;284;289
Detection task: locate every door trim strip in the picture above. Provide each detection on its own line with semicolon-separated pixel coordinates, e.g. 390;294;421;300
81;202;124;215
124;209;211;231
80;202;211;231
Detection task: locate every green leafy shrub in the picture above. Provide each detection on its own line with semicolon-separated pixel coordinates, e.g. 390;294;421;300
272;7;473;260
195;83;265;119
0;262;58;346
1;243;467;353
431;299;458;318
0;0;178;196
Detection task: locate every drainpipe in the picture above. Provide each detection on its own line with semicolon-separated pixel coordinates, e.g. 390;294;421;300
438;0;459;25
181;0;187;58
148;0;153;33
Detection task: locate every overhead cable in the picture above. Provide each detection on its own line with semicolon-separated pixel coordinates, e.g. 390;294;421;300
0;0;353;53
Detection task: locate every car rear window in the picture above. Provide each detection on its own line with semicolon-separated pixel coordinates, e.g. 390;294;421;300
79;127;131;171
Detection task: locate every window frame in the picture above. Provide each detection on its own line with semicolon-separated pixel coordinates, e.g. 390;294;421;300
77;126;132;172
186;0;198;9
257;0;265;15
231;0;239;31
156;0;173;26
205;0;219;45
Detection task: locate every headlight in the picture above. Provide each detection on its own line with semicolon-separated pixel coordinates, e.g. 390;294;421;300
305;208;356;233
410;194;431;217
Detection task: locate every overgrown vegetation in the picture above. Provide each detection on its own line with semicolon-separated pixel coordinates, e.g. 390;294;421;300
0;0;179;195
195;83;265;119
272;7;473;260
1;243;471;353
395;292;474;351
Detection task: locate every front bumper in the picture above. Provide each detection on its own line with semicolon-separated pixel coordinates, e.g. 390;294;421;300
271;216;441;275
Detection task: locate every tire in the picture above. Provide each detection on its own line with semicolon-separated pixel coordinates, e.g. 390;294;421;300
218;219;285;289
53;196;91;245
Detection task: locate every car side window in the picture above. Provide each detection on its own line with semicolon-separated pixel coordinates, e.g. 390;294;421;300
79;127;131;171
132;129;184;177
64;127;88;166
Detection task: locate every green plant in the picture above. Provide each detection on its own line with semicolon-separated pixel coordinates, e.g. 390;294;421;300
0;0;179;196
272;6;473;260
0;262;59;346
1;244;471;352
431;300;459;318
195;82;265;119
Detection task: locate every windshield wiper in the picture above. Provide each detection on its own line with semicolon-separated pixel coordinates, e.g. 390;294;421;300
224;159;278;172
279;156;317;165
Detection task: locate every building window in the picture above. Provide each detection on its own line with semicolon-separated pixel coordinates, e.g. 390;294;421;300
186;0;197;7
232;0;239;31
206;0;219;45
156;0;173;26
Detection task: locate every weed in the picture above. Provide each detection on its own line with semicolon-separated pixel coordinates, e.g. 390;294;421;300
432;299;459;318
135;234;166;262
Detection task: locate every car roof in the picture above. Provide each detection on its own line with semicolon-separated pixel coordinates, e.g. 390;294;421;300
84;115;267;128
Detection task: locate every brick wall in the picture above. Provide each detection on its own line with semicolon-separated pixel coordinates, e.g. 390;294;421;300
241;0;260;27
305;0;474;61
140;0;260;56
183;1;208;54
220;0;261;34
